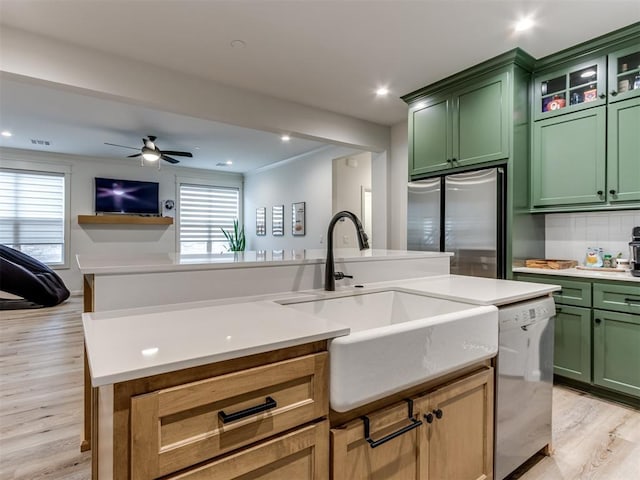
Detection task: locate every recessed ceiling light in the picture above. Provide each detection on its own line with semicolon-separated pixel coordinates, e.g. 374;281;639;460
1;131;12;137
514;16;534;32
376;87;389;96
281;135;290;142
225;160;233;165
230;39;246;48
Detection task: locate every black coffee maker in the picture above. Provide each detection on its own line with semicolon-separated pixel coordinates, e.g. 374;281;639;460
630;226;640;277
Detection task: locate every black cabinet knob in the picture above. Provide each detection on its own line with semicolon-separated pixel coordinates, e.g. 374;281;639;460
451;158;457;163
609;189;616;195
599;93;606;99
597;190;603;195
595;318;602;324
424;413;434;424
610;90;618;97
433;408;443;419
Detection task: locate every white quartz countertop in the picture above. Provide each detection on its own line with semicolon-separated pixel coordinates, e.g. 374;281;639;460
513;266;640;283
83;274;558;387
76;249;452;275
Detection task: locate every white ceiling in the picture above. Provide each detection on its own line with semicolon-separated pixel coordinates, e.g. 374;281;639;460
0;1;638;172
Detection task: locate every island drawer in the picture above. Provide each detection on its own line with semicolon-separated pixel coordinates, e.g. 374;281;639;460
130;352;328;480
593;282;640;314
165;420;329;479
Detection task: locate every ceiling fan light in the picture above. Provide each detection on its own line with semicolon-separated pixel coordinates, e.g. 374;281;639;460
142;147;160;161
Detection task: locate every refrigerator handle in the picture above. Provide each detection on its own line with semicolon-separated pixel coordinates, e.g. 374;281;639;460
496;167;506;279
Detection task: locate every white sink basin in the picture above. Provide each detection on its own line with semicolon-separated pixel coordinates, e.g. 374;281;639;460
280;289;498;412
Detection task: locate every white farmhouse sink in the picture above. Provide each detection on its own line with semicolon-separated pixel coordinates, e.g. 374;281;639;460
280;289;498;412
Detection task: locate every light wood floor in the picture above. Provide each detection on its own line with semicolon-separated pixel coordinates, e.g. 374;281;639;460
1;296;639;480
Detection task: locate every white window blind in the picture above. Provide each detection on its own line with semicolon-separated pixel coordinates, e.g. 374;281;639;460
179;184;240;254
0;169;66;264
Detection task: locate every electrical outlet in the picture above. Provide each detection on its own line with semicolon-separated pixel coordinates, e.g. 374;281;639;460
319;235;323;244
343;235;349;245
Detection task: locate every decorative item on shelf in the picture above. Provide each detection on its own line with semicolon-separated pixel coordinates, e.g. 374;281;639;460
619;79;631;93
570;92;582;105
545;95;566;111
221;219;245;252
583;88;598;102
292;202;305;236
634;73;640;90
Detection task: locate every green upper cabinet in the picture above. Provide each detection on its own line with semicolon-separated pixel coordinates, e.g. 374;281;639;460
409;95;451;175
530;25;640;212
407;71;509;177
607;97;640;203
533;57;607;121
532;107;607;207
454;72;510;168
608;44;640;103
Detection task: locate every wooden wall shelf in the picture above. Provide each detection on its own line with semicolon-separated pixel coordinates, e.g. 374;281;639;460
77;215;173;225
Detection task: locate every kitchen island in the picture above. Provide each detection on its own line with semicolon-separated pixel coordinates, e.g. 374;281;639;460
81;269;559;479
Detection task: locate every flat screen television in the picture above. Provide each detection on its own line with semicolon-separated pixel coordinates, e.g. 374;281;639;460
94;177;160;215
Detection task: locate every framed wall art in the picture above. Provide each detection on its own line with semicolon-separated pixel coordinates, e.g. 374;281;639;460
292;202;305;236
256;207;266;236
272;205;284;236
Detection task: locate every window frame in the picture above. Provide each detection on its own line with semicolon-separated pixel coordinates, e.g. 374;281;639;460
0;159;72;269
176;175;243;254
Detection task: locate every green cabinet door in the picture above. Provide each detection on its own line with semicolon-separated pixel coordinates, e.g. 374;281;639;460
409;96;451;177
607;44;640;103
532;107;607;207
607;97;640;203
554;305;592;383
453;72;510;167
593;309;640;398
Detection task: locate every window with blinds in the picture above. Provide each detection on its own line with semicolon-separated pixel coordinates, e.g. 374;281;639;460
0;169;66;264
179;184;240;254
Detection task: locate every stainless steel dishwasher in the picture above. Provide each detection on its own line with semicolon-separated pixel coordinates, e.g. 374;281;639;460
495;296;555;480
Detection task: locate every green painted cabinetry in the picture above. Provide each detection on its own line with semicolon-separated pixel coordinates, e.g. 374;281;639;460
530;26;640;212
607;97;640;204
531;107;607;207
408;71;509;177
514;273;640;404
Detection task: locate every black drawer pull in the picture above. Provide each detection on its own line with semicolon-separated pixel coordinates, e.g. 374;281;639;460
218;396;277;424
362;399;422;448
625;298;640;305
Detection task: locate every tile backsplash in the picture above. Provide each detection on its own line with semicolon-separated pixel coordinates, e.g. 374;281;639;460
545;210;640;263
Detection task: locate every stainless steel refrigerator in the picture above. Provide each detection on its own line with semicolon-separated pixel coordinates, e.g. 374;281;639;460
408;166;506;279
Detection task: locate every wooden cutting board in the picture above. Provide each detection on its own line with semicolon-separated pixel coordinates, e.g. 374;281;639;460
525;259;578;270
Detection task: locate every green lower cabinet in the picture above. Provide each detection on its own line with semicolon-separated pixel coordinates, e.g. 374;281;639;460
593;309;640;397
554;305;592;382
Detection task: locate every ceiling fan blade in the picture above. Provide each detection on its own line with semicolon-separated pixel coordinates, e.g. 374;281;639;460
105;142;139;150
128;153;142;158
161;155;180;164
161;150;193;157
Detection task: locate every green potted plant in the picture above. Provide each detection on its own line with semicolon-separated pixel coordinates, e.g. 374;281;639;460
221;219;245;252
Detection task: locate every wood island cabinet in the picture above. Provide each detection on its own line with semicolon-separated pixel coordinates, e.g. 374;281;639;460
330;367;494;480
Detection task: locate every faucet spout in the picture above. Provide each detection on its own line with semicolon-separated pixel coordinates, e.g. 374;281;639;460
325;210;370;291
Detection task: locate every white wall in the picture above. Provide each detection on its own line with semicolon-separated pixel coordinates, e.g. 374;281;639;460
1;147;242;292
332;152;372;248
244;146;360;251
545;210;640;263
389;120;409;249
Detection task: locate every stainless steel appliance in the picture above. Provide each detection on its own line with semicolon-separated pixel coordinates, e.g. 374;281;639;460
408;167;506;279
495;296;555;480
630;226;640;277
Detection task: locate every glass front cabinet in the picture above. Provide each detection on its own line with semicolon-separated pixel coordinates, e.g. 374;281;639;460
534;58;607;120
608;44;640;103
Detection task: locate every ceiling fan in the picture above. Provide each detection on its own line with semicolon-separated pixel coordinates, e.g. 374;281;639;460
105;136;193;164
